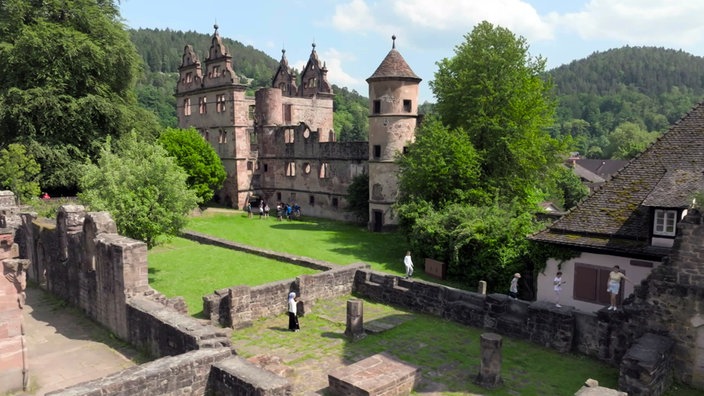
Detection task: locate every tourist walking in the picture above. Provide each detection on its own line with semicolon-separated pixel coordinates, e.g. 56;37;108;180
607;265;630;311
288;292;300;332
403;251;414;279
554;271;565;307
509;273;521;300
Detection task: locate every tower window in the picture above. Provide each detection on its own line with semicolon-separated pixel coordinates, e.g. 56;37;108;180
373;145;381;159
403;146;409;154
373;100;381;114
403;99;412;112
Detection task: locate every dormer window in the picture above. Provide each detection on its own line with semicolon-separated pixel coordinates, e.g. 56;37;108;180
653;209;677;236
212;65;220;77
185;72;193;83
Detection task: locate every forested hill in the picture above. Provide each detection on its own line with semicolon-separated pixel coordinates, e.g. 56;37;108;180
547;46;704;159
550;46;704;97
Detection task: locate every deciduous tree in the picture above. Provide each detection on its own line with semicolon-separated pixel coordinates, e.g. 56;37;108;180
158;127;226;204
79;132;199;248
0;0;159;192
0;143;41;204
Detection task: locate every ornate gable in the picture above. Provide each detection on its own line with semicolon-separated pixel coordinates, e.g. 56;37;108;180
298;44;332;98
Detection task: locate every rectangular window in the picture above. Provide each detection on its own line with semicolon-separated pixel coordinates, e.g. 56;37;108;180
199;97;207;114
332;197;339;208
247;161;253;171
283;104;292;123
212;65;220;77
403;146;409;154
653;209;677;236
309;195;315;206
248;105;256;120
264;163;268;172
276;192;281;201
286;162;296;177
403;99;412;112
249;130;258;145
574;263;620;305
319;162;330;179
183;98;191;116
216;94;226;112
185;72;193;83
218;130;227;144
373;100;381;114
373;145;381;159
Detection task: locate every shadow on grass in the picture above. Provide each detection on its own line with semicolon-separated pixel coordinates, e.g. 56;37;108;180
321;331;347;340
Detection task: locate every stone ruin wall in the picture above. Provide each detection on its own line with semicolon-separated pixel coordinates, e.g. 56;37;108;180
4;191;702;394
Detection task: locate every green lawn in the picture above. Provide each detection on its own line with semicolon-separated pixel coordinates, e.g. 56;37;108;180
148;237;317;315
185;210;410;274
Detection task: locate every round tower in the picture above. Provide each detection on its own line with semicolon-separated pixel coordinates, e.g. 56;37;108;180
366;36;421;231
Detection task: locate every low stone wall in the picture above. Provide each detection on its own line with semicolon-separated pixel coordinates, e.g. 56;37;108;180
127;296;232;358
208;355;293;396
204;263;368;328
182;230;334;271
47;347;234;396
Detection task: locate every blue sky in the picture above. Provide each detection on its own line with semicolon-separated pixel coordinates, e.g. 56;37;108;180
119;0;704;103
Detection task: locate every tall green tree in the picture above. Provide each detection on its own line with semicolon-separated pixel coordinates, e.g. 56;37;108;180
79;132;199;248
345;172;369;224
0;0;159;192
0;143;41;204
397;117;482;205
431;21;561;201
158;127;226;204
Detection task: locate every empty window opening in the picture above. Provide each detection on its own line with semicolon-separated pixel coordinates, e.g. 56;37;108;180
286;162;296;177
285;128;295;144
264;163;269;172
216;94;226;112
247;161;253;171
199;96;207;114
218;130;227;144
183;98;191;116
319;162;330;179
309;195;315;206
303;163;311;174
332;197;339;208
373;145;381;159
373;100;381;114
403;99;412;112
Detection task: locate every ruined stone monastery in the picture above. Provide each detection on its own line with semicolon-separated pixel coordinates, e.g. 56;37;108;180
176;26;421;231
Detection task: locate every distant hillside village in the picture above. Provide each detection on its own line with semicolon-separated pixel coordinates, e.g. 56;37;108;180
176;26;420;231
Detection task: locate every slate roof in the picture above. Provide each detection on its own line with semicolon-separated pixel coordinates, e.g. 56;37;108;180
367;38;420;82
531;101;704;258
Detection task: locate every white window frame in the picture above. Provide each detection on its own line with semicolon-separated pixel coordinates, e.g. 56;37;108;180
653;209;677;236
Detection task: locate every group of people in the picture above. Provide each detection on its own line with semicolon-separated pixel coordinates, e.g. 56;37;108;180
510;265;630;311
275;202;301;221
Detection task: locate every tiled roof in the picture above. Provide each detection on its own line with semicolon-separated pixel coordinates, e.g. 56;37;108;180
367;49;421;82
531;101;704;256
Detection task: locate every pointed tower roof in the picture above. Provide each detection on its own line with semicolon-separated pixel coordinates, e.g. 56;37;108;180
367;35;421;82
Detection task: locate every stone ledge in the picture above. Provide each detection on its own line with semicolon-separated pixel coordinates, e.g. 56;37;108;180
328;352;420;396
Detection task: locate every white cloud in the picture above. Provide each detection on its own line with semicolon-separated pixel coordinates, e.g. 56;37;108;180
332;0;375;32
392;0;553;40
293;48;364;93
555;1;704;47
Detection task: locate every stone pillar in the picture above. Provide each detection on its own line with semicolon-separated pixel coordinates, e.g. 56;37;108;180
344;299;365;341
475;332;503;389
478;280;487;295
0;258;31;394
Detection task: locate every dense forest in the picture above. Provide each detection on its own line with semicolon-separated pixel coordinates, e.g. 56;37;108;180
130;29;704;157
548;46;704;159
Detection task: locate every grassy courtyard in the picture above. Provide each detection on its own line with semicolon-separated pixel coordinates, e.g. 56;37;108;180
147;208;700;395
